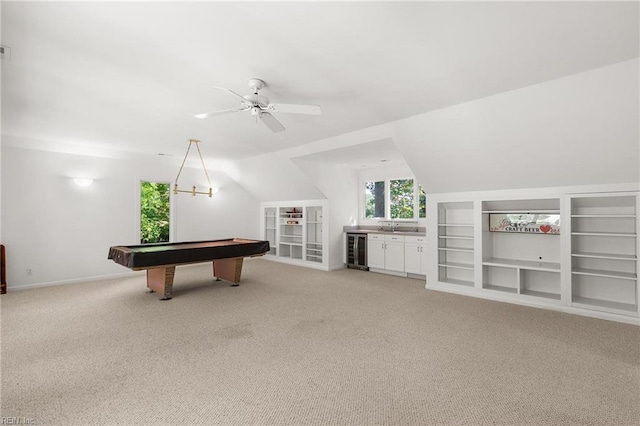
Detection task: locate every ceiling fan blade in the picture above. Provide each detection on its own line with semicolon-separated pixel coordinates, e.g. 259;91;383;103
194;107;246;119
213;87;252;105
259;112;285;132
268;103;322;115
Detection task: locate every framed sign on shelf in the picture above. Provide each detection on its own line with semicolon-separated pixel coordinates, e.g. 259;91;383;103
489;213;560;234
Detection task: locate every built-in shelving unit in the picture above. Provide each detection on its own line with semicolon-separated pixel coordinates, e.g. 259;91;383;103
261;201;328;270
429;189;639;324
279;207;303;260
437;202;475;287
306;206;323;264
570;194;638;316
264;207;277;256
482;199;561;301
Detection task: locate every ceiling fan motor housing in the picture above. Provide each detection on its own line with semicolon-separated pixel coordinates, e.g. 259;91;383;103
248;78;265;93
243;93;270;107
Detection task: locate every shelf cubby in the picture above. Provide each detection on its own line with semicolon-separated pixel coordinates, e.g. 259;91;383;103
481;198;561;301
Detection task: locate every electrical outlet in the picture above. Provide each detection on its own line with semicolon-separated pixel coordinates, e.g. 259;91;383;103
26;268;33;276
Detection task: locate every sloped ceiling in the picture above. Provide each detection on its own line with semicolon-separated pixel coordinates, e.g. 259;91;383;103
2;1;638;167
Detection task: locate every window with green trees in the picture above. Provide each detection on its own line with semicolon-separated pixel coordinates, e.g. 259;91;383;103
419;184;426;218
365;181;385;218
390;178;414;219
140;181;170;244
364;178;426;220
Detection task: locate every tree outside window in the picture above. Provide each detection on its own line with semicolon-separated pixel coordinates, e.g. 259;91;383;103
419;184;426;218
365;181;385;218
390;179;414;219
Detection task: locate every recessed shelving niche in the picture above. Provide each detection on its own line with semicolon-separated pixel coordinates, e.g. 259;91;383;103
481;198;561;301
261;201;328;269
437;202;475;287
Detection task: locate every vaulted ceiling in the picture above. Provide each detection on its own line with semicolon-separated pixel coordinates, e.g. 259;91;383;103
2;1;638;166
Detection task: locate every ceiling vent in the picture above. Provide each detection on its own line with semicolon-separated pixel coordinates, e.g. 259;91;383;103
0;45;11;61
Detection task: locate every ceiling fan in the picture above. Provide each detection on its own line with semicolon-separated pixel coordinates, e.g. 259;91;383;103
194;78;322;133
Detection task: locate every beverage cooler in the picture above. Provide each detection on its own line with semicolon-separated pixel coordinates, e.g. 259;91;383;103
346;233;368;270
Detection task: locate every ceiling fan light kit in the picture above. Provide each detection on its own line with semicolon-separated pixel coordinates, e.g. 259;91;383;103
194;78;322;132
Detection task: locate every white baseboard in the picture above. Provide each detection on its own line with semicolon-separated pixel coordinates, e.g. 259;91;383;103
5;271;142;292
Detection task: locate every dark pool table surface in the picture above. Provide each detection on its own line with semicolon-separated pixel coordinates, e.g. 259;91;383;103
108;238;270;300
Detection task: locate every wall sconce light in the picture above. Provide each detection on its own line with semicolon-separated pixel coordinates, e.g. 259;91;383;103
174;139;214;197
73;178;94;187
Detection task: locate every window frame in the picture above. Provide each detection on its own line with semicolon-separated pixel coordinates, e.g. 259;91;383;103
360;176;426;223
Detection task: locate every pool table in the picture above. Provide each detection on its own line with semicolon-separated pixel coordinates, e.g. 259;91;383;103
108;238;270;300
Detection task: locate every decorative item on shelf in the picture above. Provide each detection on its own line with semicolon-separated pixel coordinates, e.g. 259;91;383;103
489;213;560;234
287;220;298;224
174;139;214;197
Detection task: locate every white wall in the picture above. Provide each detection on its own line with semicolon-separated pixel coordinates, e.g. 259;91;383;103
392;59;639;194
1;146;259;288
229;152;324;202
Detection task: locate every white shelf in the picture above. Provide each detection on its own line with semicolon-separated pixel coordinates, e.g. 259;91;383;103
438;247;473;253
572;268;636;280
437;223;474;227
572;297;638;315
572;251;636;261
440;278;474;287
482;210;560;214
521;289;561;300
279;242;303;247
438;262;474;270
572;231;636;237
483;257;560;272
483;284;517;294
438;235;473;240
572;214;636;218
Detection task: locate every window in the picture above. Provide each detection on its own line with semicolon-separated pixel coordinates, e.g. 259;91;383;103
365;181;385;218
419;184;426;218
363;178;426;220
390;179;414;219
140;181;171;243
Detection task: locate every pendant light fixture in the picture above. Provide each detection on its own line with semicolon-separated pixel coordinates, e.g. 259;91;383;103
174;139;213;197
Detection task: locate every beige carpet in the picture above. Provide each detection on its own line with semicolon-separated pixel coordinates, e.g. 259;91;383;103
1;259;639;425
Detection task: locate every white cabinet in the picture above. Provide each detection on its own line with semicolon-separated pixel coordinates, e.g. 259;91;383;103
405;236;427;275
367;236;385;269
367;234;405;273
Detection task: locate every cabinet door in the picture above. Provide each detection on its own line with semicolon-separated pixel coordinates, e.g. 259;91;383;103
367;240;385;269
404;243;421;274
385;241;405;272
419;244;428;275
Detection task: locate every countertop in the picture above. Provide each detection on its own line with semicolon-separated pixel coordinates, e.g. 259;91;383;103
343;226;425;236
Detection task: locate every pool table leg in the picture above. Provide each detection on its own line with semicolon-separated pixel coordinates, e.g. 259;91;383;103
146;266;176;300
212;258;243;286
